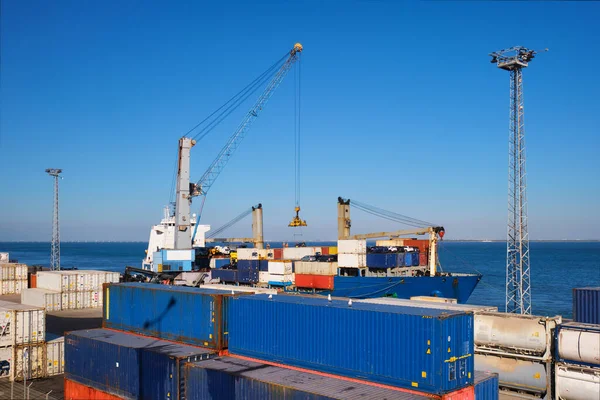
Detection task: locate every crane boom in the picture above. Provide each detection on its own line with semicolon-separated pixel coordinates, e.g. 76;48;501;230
195;44;303;197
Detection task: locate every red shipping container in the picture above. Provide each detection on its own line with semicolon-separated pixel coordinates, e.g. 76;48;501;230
295;274;334;290
440;385;474;399
402;239;429;254
65;378;124;400
321;247;329;255
273;249;283;259
419;253;428;267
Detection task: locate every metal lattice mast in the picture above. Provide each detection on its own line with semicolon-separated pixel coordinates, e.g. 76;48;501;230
490;47;545;314
46;169;62;270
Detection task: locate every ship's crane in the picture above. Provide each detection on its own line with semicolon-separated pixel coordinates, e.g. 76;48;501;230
171;44;303;250
337;197;444;276
205;204;264;248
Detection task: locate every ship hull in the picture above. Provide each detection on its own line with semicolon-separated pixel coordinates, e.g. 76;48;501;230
319;274;482;303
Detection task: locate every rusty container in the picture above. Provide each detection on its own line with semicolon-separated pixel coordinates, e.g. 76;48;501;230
64;378;125;400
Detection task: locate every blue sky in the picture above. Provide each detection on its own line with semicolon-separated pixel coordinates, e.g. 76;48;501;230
1;1;598;242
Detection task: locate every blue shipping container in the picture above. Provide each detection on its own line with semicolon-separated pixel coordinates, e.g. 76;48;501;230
366;253;401;269
411;252;420;266
211;269;238;283
184;356;431;400
65;329;215;400
404;252;413;266
573;287;600;325
474;371;498;400
229;294;474;395
103;283;243;349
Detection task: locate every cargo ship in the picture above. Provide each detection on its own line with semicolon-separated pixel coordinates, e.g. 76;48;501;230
132;44;481;303
136;199;482;303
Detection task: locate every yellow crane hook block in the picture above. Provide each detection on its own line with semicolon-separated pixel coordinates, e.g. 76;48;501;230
288;206;307;227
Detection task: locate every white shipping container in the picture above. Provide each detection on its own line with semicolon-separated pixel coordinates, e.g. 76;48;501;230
0;253;8;263
61;292;77;310
337;239;367;254
36;271;68;292
555;363;600;400
358;297;498;313
474;312;561;360
11;343;46;381
236;248;260;260
21;288;62;312
282;247;317;260
15;280;27;294
45;336;65;376
15;264;27;280
410;296;457;304
267;273;293;283
0;264;15;280
90;290;102;308
0;347;11;377
337;253;366;268
268;261;293;275
0;304;45;346
294;261;338;276
557;323;600;366
259;271;270;284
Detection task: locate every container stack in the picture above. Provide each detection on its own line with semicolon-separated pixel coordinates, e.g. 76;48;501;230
266;260;293;286
554;322;600;400
472;312;561;399
0;263;28;295
0;302;46;381
337;239;367;269
21;270;119;311
294;260;337;290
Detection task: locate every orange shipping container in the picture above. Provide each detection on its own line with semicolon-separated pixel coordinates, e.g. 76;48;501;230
295;274;334;290
273;248;283;259
321;247;329;255
440;385;474;399
28;273;37;288
403;239;429;254
419;253;428;267
64;378;125;400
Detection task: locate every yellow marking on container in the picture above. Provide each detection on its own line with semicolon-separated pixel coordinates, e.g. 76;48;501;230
427;340;430;345
533;331;539;337
426;349;431;354
468;372;471;378
444;354;472;363
422;371;427;378
209;334;213;339
448;347;451;353
204;342;208;346
534;373;540;379
411;382;418;388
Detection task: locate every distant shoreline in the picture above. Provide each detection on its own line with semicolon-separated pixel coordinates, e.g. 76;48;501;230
1;240;599;244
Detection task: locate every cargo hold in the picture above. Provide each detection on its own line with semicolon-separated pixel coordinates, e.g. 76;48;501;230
229;294;474;395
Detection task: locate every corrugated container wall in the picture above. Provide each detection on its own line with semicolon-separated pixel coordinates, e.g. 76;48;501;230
184;356;442;400
64;378;127;400
65;329;216;399
21;288;62;311
573;287;600;325
0;303;45;346
46;336;65;376
103;283;243;349
12;343;46;381
229;294;474;395
473;371;498;400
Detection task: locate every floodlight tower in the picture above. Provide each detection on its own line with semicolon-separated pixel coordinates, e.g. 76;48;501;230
46;168;62;270
489;46;545;315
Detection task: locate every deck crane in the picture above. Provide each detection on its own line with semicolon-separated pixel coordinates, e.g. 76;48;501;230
337;197;445;276
172;43;303;250
205;204;264;248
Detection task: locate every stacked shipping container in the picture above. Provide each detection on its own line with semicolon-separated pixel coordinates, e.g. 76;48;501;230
572;287;600;325
266;260;293;285
21;270;120;311
554;322;600;399
228;294;475;395
0;263;28;295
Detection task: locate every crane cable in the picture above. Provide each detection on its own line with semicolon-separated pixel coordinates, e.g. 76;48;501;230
350;199;437;228
168;52;289;205
294;53;302;208
207;206;254;238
